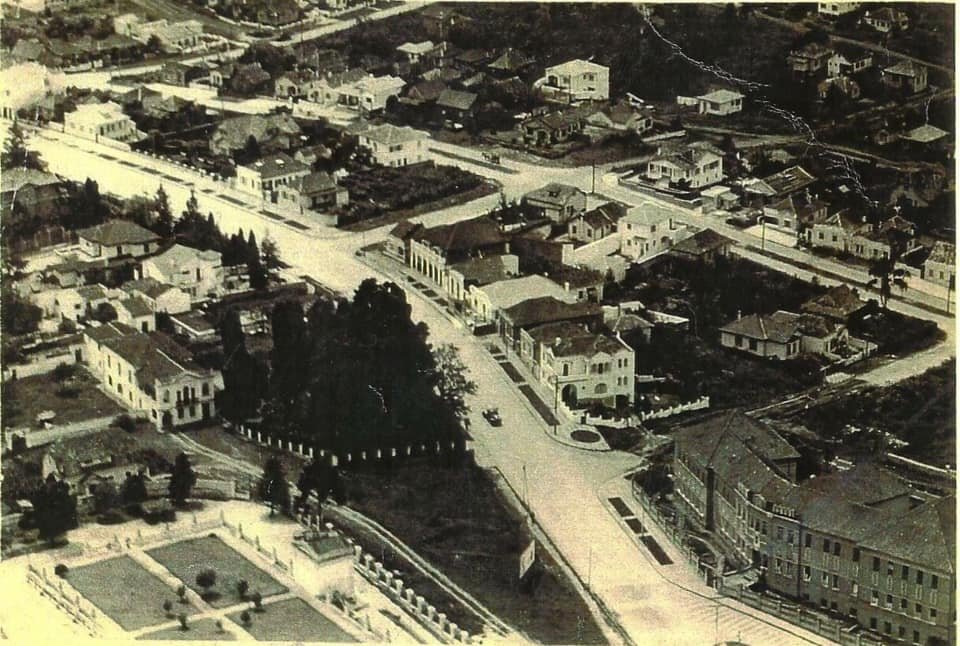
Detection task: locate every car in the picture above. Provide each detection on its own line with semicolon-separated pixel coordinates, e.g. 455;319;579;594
482;408;502;426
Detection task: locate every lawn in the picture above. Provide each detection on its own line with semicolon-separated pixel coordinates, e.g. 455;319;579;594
146;536;287;609
1;368;122;429
137;618;236;641
227;597;356;643
342;459;607;644
68;555;194;631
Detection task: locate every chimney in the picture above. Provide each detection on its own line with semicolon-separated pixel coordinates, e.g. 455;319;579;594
564;281;570;292
737;309;742;320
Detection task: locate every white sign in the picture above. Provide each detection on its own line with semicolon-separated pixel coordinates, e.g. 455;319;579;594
519;540;536;580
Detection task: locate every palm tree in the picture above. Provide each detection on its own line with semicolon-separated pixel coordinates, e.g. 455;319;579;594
868;256;909;310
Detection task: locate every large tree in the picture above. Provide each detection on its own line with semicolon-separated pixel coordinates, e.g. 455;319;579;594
432;344;477;429
2;121;44;170
153;185;174;238
31;474;78;545
168;452;197;507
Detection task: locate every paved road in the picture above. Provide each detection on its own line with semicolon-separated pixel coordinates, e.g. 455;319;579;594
23;128;849;645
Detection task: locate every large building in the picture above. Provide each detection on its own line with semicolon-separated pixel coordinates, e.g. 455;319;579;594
83;324;222;428
357;124;429;167
139;244;224;302
235;153;311;202
672;411;955;645
646;143;723;189
63;101;143;143
922;241;956;288
539;59;610;102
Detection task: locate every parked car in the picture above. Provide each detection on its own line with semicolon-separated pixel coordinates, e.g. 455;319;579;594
482;408;502;426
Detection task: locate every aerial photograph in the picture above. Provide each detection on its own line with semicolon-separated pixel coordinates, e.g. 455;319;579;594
0;1;954;644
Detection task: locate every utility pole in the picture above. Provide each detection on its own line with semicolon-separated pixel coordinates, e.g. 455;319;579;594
760;216;766;251
591;161;596;194
553;376;559;435
947;275;954;313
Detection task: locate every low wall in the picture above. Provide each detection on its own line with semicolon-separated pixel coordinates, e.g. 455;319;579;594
640;396;710;421
4;415;116;451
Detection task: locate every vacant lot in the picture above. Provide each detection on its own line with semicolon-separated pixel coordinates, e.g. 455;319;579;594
227;597;356;643
343;459;606;644
147;536;287;608
69;555;193;631
137;618;237;641
1;369;122;429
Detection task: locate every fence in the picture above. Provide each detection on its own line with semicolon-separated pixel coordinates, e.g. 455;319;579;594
639;396;710;422
26;564;103;636
4;414;117;451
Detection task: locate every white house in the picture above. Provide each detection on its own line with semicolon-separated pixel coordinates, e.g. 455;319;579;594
646;144;723;189
524;321;634;408
116;296;155;332
618;205;693;262
140;244;224;302
396;41;440;64
827;51;872;77
235;153;311;201
679;89;744;116
64;101;143;143
467;275;575;323
77;220;161;260
122;278;192;315
357;124;429;167
83;325;222;428
862;8;909;33
817;2;860;17
540;59;609;102
922;241;955;288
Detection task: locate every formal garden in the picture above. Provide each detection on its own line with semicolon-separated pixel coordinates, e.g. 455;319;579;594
227;597;356;643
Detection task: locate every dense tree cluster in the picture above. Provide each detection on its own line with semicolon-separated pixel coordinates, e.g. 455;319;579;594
221;279;473;455
30;474;78;545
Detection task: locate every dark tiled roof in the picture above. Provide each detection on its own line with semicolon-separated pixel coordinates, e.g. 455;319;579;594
859;496;955;573
581;202;628;229
761;165;816;196
801;285;866;320
123;278;177;299
298;171;337;195
413;217;505;254
671;228;734;256
449;255;516;286
84;321;137;343
104;331;208;388
242;153;309;179
78;220;160;246
389;220;423;241
502;296;601;329
120;297;153;318
524;183;584;205
437;88;477;111
674;410;801;467
719;310;803;344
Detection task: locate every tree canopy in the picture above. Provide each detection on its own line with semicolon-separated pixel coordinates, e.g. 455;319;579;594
168;452;197;507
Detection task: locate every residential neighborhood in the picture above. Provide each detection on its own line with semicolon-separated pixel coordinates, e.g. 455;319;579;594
0;2;954;646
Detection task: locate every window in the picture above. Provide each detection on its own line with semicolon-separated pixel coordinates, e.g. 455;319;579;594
735;335;743;347
787;531;794;545
822;572;830;587
851;582;858;596
871;590;879;606
883;622;891;635
776;526;784;540
775;558;782;574
803;566;811;582
163;390;170;403
913;630;920;645
870;618;877;630
902;565;910;581
916;570;924;585
852;547;860;562
873;557;881;572
201;382;209;396
900;598;907;611
823;539;830;553
930;608;937;619
833;542;841;557
887;562;895;577
805;534;813;548
832;575;839;590
886;594;893;609
748;338;758;351
930;575;938;590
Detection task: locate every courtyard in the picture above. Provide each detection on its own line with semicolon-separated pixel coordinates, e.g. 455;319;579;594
227;597;357;643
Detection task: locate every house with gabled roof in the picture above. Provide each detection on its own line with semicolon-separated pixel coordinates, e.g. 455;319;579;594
235;153;311;202
522;183;587;224
567;202;628;243
801;284;870;323
140;244;224;302
407;216;509;297
122;278;192;315
539;59;610;102
882;61;928;94
921;240;955;288
77;220;161;260
499;297;602;352
467;275;576;324
646;142;723;189
585;99;653;135
357;124;429;167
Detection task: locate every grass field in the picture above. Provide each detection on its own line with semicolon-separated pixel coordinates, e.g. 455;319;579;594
146;536;287;609
1;369;122;429
227;597;356;642
137;618;236;641
69;556;195;631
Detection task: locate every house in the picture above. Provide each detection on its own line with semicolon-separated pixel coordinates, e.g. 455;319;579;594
210;113;302;157
692;89;744;116
116;296;155;333
787;43;834;75
827;49;873;77
862;8;909;33
671;411;955;646
435;89;478;127
818;75;861;100
719;310;856;360
746;165;817;203
331;74;405;113
567;202;628;243
801;284;870;323
699;185;739;212
114;15;204;52
646;143;723;189
63;101;143;143
168;310;218;341
293;144;333;168
520;110;585;147
467;275;576;323
882;61;928;94
1;168;65;220
396;41;443;66
207;62;235;89
817;2;860;16
499;296;602;353
539;59;610;102
235;153;311;202
447;254;520;315
48;284;115;322
407;217;508;296
122;278;192;315
276;172;349;213
618;205;692;262
420;4;463;40
83;326;222;428
762;192;829;232
585;100;653;134
384;220;424;263
160;61;206;87
140;244;224;302
521;183;587;224
453;49;497;73
357;124;429;167
670;228;734;264
921;241;955;288
526;321;635;408
77;220;160;260
486;48;533;78
403;79;447;105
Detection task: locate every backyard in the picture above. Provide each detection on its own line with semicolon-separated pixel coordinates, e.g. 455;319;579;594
342;458;607;644
227;597;356;643
1;368;123;429
66;555;198;631
146;535;288;608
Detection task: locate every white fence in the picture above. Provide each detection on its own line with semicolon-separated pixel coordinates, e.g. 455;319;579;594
26;564;104;636
639;396;710;422
4;415;117;451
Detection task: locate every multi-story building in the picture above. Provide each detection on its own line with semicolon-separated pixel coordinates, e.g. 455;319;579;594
817;2;861;17
357;124;429;167
883;61;928;94
77;220;161;260
672;412;955;646
83;324;222;428
617;205;693;262
139;244;224;302
539;59;610;102
521;183;588;224
406;216;508;296
235;153;311;202
787;43;834;76
646;143;723;189
922;241;956;288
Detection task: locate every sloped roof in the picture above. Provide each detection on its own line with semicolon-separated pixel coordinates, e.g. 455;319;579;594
719;310;803;344
123;278;178;299
397;40;435;55
884;60;925;77
1;168;62;194
671;228;734;256
761;165;816;196
801;284;866;320
119;297;153;318
859;495;955;573
147;244;221;277
297;171;338;195
389;220;423;241
360;123;428;146
547;58;608;74
581;202;628;229
480;275;573;311
104;331;209;388
926;240;955;265
413;216;505;254
698;89;743;104
406;79;447;102
78;220;160;246
502;296;601;329
524;183;584;205
437;89;477;111
242;153;309;179
449;254;516;286
488;48;531;72
84;321;137;343
901;124;949;144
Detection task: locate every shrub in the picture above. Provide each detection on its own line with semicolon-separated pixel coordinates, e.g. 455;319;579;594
240;610;251;626
250;591;263;611
196;568;217;595
237;579;249;599
54;564;68;578
96;509;127;525
163;600;173;618
178;612;188;631
112;414;136;433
